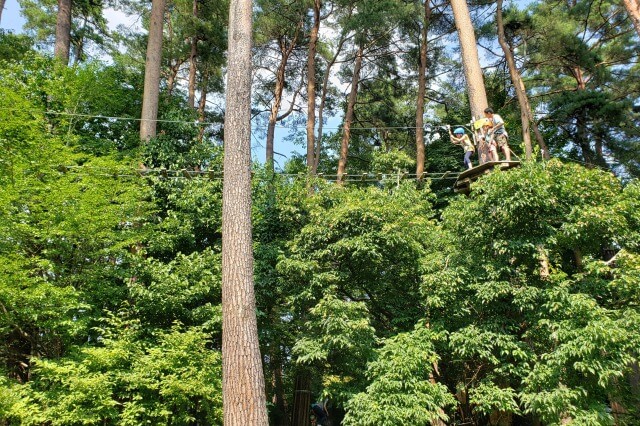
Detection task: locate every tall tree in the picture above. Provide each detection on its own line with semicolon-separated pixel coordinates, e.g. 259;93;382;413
187;0;198;108
495;0;548;160
306;0;321;174
140;0;166;141
415;0;431;178
527;0;639;169
313;25;348;173
54;0;71;63
336;45;363;182
264;23;303;170
222;0;268;424
449;0;488;121
254;0;306;170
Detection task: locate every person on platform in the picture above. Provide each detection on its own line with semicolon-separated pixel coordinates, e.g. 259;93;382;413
484;108;511;161
449;126;475;170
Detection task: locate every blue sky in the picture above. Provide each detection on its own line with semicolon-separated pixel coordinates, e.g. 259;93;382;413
2;0;25;32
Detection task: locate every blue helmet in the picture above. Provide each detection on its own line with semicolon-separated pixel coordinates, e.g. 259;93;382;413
453;127;465;135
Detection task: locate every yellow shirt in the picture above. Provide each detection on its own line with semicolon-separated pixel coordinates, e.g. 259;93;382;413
451;134;474;152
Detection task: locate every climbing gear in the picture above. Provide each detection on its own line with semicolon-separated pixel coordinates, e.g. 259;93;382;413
454;127;465;134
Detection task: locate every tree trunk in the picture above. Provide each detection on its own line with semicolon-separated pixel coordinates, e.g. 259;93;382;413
222;0;268;424
290;372;311;426
266;32;299;171
0;0;6;24
496;0;530;159
416;0;431;179
306;0;321;174
622;0;640;38
140;0;166;142
266;22;302;171
54;0;72;64
336;46;363;183
270;347;289;426
314;31;347;173
450;0;488;121
495;0;549;160
166;60;182;96
197;72;209;142
187;0;198;109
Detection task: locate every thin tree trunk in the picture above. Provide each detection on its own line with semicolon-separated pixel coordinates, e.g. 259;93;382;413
222;0;268;424
290;372;311;426
416;0;431;179
622;0;640;38
306;0;321;174
314;32;347;173
140;0;166;142
197;72;209;142
187;0;198;109
166;60;181;95
450;0;488;121
270;347;289;426
267;29;300;170
496;0;549;160
336;46;363;183
54;0;72;64
497;0;528;159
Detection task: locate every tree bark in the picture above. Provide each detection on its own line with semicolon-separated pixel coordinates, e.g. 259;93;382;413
290;372;311;426
416;0;431;179
187;0;198;109
622;0;640;39
54;0;72;65
140;0;166;142
306;0;321;174
336;46;363;183
450;0;488;121
0;0;6;24
222;0;268;424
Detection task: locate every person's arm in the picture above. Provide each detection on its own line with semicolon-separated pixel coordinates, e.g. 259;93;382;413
448;128;459;144
488;116;504;134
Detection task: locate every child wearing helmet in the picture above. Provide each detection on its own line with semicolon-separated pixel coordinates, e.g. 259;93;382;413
449;126;475;170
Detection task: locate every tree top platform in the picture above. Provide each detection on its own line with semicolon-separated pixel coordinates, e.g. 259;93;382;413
453;161;522;194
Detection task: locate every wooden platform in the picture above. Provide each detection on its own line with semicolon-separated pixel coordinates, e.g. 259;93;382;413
453;161;521;194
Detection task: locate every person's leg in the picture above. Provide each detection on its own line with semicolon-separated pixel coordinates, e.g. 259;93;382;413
499;135;510;161
489;144;498;162
464;151;473;169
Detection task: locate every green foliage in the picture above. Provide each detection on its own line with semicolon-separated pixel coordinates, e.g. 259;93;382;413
343;325;455;426
422;160;640;423
3;323;223;425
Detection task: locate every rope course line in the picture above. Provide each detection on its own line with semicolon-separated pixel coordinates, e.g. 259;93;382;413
55;165;461;182
1;108;468;132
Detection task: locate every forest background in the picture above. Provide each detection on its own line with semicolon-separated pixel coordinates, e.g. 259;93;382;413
1;0;640;423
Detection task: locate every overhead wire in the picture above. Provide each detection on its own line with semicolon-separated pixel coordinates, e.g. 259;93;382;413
54;164;462;182
0;108;467;132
